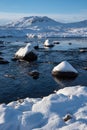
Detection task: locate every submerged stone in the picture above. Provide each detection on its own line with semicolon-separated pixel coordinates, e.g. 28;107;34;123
28;70;39;79
0;60;9;64
53;41;60;44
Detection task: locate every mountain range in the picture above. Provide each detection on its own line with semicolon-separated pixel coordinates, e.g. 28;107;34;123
0;16;87;38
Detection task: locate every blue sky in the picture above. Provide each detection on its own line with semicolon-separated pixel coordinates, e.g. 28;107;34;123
0;0;87;24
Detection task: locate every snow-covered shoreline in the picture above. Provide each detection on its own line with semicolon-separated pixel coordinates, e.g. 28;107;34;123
0;85;87;130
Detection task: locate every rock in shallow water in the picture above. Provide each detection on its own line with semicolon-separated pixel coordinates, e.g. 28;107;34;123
53;41;60;44
44;39;54;47
4;74;16;79
23;52;37;61
28;70;39;79
63;114;72;122
52;61;78;79
0;57;9;64
14;43;38;62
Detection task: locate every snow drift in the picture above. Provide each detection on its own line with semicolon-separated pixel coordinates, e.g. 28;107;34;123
0;86;87;130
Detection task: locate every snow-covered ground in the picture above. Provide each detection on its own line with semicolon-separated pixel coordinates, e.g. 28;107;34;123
0;16;87;38
0;85;87;130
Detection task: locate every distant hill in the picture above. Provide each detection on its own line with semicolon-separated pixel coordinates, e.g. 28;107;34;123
5;16;63;28
65;20;87;28
5;16;87;28
0;16;87;37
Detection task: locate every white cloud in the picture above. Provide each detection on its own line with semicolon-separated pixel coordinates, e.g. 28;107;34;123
0;12;27;20
49;13;87;23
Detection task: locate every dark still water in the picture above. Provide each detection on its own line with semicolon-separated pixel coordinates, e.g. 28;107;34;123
0;37;87;103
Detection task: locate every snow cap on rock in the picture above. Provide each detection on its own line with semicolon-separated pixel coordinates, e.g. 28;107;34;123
14;43;37;62
52;61;78;73
52;61;78;78
44;39;54;47
15;43;35;57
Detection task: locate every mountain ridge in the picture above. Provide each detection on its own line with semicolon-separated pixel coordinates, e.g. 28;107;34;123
5;16;87;28
0;16;87;38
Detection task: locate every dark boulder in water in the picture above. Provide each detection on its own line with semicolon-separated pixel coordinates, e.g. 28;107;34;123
68;42;72;45
23;52;37;61
14;43;38;62
0;59;9;64
4;74;15;79
0;56;9;64
52;61;78;79
11;57;18;61
0;57;3;60
52;71;78;79
28;70;39;79
44;39;54;47
53;41;60;44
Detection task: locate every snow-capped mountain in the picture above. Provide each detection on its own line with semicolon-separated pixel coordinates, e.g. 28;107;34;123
0;16;87;38
6;16;62;28
6;16;87;29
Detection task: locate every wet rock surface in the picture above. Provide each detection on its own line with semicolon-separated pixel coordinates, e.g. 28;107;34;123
23;52;37;61
0;57;9;64
53;41;60;44
52;71;78;79
28;70;40;79
63;114;72;122
15;51;37;62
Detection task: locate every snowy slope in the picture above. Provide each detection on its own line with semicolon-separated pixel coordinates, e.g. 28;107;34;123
6;16;62;28
0;16;87;37
65;20;87;28
0;86;87;130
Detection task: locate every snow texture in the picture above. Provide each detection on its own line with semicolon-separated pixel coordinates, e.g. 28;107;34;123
0;86;87;130
15;43;35;57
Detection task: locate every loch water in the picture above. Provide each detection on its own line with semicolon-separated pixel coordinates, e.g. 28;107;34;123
0;37;87;103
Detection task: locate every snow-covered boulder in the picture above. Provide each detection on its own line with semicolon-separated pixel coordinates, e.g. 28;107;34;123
44;39;54;47
52;61;78;78
14;43;37;62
